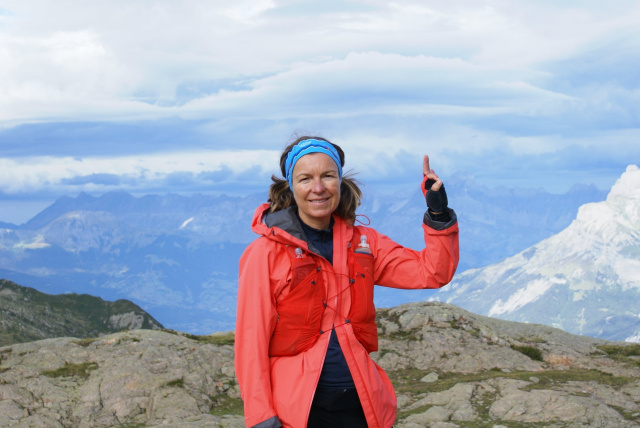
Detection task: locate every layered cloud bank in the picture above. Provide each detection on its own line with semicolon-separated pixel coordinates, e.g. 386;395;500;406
1;1;639;222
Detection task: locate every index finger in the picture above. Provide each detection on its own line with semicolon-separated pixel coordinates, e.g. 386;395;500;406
423;155;430;175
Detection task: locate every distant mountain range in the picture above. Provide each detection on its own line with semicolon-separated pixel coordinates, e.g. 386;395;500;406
0;175;608;333
0;279;163;346
433;165;640;343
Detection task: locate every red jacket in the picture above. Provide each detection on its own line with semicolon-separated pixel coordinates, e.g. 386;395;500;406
235;203;459;428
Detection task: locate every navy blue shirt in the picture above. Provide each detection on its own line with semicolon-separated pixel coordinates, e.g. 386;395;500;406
298;215;355;389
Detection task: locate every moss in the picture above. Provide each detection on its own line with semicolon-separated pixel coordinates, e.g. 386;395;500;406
390;368;514;396
609;404;640;422
449;319;462;329
392;368;637;427
116;335;141;344
209;397;244;416
41;361;98;379
73;337;99;347
163;378;184;388
161;329;235;346
511;345;543;361
598;343;640;357
597;344;640;368
376;348;400;359
189;332;235;347
389;367;635;398
520;369;633;391
396;403;434;419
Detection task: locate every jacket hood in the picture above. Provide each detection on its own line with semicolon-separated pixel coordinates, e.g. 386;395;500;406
250;203;310;249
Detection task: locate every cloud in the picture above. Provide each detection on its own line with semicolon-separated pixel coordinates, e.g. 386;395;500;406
0;0;638;213
61;173;122;186
0;150;280;195
1;0;638;126
198;166;235;183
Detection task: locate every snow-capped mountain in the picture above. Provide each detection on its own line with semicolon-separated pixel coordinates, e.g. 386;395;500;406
0;176;607;334
432;165;640;343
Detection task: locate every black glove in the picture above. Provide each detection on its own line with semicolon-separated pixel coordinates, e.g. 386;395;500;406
422;177;450;222
424;178;448;213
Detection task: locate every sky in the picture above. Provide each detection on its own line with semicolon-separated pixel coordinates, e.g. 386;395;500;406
0;0;639;224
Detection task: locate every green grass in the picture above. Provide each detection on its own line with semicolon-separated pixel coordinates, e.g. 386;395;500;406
189;332;235;346
609;404;640;422
162;329;235;346
511;345;543;361
41;361;98;379
376;309;422;340
598;343;640;357
163;378;185;388
73;338;99;347
209;397;244;416
389;367;635;398
520;369;634;391
393;367;638;426
597;343;640;368
117;335;141;344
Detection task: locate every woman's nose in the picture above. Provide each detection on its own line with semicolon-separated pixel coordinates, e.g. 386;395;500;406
311;178;325;193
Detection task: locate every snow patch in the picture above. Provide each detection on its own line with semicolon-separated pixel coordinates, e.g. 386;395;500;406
608;165;640;200
488;277;564;317
624;331;640;343
14;235;50;249
179;217;195;229
615;258;640;290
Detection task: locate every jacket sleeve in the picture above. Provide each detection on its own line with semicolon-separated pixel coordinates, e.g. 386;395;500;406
235;239;281;427
372;208;459;289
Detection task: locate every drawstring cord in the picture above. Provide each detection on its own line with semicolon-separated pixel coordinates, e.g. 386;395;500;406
355;214;371;226
317;269;365;333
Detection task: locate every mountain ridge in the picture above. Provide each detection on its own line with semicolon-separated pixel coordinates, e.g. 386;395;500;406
0;175;609;333
433;165;640;342
0;279;163;346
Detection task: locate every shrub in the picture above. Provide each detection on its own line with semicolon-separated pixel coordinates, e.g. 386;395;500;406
512;345;543;361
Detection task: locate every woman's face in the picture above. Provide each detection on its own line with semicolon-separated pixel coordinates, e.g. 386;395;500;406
291;152;341;230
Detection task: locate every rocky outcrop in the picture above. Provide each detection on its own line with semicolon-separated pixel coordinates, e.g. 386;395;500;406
1;302;639;427
0;329;240;427
376;302;640;427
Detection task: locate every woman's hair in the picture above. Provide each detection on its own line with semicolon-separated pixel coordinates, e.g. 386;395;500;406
268;136;362;225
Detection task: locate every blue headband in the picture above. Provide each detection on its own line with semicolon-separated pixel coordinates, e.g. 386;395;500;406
285;139;343;189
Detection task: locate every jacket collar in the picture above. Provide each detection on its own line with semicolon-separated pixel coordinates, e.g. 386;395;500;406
250;203;352;253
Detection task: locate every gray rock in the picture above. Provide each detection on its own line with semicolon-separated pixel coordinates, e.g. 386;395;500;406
0;330;239;427
421;372;439;383
1;301;639;428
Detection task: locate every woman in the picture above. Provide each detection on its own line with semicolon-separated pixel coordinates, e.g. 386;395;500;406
235;137;459;428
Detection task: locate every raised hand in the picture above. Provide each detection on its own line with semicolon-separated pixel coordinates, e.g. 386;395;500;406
421;155;448;215
422;155;442;192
